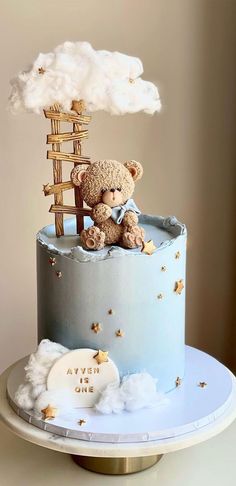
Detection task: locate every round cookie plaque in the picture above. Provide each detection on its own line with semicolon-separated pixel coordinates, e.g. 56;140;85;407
47;348;120;407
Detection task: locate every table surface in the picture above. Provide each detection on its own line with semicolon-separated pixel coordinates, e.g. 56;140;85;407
0;419;235;486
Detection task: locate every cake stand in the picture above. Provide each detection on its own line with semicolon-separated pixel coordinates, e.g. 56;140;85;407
0;346;236;475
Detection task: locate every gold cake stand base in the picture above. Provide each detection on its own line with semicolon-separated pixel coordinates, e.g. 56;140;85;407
71;454;163;475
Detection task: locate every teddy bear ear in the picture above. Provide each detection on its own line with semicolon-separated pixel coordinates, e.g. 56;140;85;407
124;160;144;181
70;165;88;186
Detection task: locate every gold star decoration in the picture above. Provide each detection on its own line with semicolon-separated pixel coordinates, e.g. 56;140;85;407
175;251;181;259
108;309;114;315
71;99;86;113
93;350;109;365
116;329;125;337
157;293;163;300
91;322;102;334
43;183;51;195
49;257;56;266
198;381;207;388
174;279;184;294
41;404;57;421
38;67;46;75
141;240;157;256
56;271;62;278
78;419;86;426
161;265;167;272
129;78;135;84
175;377;182;387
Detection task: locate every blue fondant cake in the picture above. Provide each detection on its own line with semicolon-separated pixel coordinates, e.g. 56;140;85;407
37;214;187;393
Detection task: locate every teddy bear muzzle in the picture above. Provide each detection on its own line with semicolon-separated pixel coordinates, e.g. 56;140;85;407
102;189;123;208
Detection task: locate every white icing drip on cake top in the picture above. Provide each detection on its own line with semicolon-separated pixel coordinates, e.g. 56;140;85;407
37;215;186;263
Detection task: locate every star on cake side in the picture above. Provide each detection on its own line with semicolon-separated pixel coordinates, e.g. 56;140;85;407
174;279;184;294
198;381;207;388
116;329;125;337
91;322;102;334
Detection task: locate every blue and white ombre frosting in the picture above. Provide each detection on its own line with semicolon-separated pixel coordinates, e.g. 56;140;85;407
37;215;187;393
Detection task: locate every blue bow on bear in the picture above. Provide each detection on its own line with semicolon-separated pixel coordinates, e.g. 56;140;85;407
111;199;141;224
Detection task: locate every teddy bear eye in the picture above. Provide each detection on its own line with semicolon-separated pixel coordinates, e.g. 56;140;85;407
117;187;122;192
101;188;107;194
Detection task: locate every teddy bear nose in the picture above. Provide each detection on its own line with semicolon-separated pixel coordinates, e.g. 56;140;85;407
110;188;116;193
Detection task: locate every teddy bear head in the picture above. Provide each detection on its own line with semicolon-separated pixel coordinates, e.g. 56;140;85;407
70;159;143;208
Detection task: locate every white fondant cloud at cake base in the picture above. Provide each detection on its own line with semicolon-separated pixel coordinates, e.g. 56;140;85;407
34;389;74;415
14;339;68;410
95;373;168;414
14;340;166;416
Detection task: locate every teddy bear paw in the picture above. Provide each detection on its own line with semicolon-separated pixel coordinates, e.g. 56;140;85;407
122;225;145;249
80;226;106;250
122;211;139;227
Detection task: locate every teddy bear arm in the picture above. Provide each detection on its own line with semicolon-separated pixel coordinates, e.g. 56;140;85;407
122;210;139;227
91;203;112;223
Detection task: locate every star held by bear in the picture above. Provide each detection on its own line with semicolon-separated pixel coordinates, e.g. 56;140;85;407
93;350;109;365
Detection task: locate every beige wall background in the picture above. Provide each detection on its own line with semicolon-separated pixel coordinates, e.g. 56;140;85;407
0;0;236;373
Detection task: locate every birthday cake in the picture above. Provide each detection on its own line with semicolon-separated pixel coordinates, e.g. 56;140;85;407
9;42;186;421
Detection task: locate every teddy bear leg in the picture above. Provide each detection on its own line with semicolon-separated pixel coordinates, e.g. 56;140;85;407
121;225;145;249
99;219;123;245
80;226;106;250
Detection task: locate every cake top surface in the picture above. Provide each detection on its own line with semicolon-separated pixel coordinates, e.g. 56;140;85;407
9;41;161;115
37;215;186;263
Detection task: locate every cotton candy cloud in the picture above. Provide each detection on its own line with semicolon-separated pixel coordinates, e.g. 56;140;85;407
9;41;161;116
95;372;168;414
14;339;69;410
15;340;167;416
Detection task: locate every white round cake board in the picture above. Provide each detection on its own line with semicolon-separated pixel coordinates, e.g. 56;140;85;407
0;346;236;458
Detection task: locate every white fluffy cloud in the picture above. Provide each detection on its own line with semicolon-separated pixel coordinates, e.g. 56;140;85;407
95;372;168;414
15;340;167;416
9;41;161;116
15;339;68;410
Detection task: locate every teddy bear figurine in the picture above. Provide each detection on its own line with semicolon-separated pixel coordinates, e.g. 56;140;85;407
70;159;145;250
